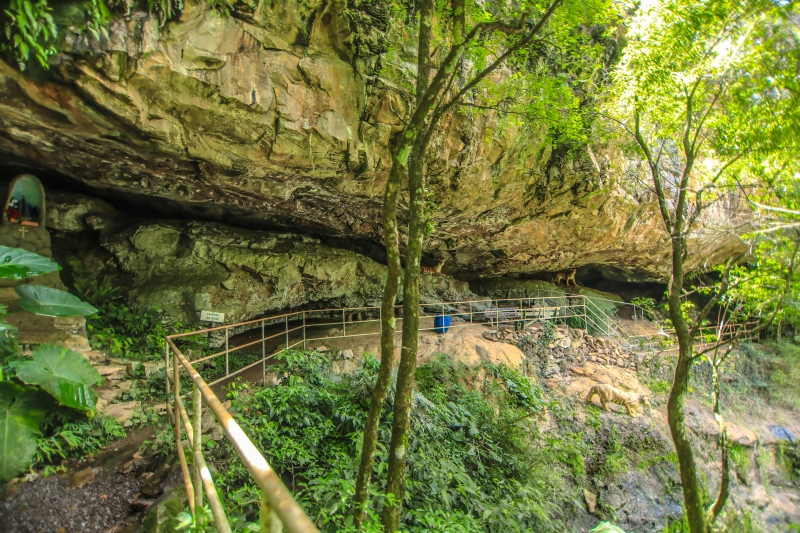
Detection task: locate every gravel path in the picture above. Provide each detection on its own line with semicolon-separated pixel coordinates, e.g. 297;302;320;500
0;467;142;533
0;428;154;533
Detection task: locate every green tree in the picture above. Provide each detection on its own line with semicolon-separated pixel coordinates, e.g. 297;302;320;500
608;0;800;530
354;0;617;529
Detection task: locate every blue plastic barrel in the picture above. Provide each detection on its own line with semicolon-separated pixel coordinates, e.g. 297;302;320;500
434;315;451;334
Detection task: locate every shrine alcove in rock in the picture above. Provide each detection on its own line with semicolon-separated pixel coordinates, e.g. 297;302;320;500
0;174;63;288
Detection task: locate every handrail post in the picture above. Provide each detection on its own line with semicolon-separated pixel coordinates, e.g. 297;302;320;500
193;383;204;513
285;315;289;351
225;327;230;377
342;308;346;337
302;312;306;351
262;492;282;533
165;342;171;406
261;320;266;385
173;352;196;515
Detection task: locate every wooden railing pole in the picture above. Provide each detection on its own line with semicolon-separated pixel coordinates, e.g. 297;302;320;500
173;353;195;515
302;312;306;351
193;383;204;513
261;320;266;385
170;340;319;533
262;491;283;533
225;327;230;377
165;342;170;401
174;389;232;533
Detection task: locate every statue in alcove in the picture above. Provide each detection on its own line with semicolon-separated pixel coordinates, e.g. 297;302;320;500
0;174;63;289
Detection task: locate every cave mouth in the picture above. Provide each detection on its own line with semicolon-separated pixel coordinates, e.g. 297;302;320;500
575;264;667;303
0;162;392;266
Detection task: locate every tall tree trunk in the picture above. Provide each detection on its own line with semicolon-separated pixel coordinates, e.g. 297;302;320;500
665;228;709;533
380;1;434;529
351;157;404;527
353;1;433;527
452;0;465;45
706;353;731;524
381;146;427;531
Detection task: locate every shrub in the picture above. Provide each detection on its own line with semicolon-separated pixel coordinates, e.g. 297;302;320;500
215;350;576;532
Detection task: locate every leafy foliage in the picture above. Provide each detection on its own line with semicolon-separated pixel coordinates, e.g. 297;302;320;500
0;246;60;280
216;350;581;532
1;0;56;69
35;411;125;471
16;284;98;317
0;248;104;483
631;297;657;321
14;344;103;413
75;278;202;362
1;0;235;69
0;381;47;483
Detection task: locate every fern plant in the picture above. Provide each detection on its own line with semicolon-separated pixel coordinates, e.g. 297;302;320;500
2;0;57;69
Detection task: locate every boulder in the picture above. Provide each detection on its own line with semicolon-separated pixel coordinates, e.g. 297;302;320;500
584;489;598;514
727;423;758;447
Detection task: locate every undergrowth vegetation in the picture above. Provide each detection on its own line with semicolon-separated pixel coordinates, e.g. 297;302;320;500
211;350;675;532
35;411;125;475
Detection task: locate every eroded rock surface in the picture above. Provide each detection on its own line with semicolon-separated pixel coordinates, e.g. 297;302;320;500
0;1;747;281
49;192;476;324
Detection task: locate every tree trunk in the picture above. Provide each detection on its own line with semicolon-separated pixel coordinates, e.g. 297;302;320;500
351;157;403;526
452;0;465;45
381;144;427;532
353;1;433;527
666;232;710;533
706;356;731;524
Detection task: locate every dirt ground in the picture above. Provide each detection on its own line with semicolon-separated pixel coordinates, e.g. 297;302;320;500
0;427;156;533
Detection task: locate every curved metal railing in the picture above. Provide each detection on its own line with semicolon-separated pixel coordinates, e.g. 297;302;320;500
163;292;758;532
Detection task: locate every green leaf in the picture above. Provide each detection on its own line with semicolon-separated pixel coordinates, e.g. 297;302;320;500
15;344;102;412
0;246;60;280
0;381;47;483
16;285;98;316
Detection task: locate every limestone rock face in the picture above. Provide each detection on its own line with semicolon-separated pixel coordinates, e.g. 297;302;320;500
0;1;747;281
49;192;476;324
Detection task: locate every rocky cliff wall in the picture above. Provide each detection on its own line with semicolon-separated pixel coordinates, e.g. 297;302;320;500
48;191;476;324
0;0;748;283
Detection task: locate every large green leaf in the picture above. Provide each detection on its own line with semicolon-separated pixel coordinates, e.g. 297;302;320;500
0;382;47;483
15;344;102;412
0;246;60;280
15;285;98;317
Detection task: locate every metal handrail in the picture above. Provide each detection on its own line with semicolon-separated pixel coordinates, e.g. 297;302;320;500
164;292;760;531
162;294;604;530
166;337;320;533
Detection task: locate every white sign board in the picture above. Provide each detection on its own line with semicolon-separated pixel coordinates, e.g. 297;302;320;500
200;310;225;323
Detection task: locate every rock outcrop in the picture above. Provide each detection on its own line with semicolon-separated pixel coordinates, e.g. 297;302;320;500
48;192;476;324
0;1;748;282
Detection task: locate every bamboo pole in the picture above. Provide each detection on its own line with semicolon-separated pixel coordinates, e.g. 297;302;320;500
225;327;230;376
